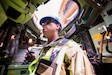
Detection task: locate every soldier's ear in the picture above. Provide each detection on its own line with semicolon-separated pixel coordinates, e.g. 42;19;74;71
56;24;60;30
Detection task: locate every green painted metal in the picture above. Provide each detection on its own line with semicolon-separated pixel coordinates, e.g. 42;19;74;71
7;64;29;75
0;3;7;27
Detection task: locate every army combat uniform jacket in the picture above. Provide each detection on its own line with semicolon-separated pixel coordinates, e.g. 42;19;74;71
28;37;95;75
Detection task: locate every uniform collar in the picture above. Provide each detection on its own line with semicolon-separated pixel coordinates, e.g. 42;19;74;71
44;36;64;47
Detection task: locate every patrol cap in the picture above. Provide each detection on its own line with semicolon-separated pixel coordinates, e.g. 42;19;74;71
39;16;62;32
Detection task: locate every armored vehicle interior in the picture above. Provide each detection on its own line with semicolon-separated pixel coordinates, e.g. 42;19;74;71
0;0;112;75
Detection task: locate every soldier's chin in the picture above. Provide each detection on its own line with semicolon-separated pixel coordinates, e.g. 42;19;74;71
43;31;48;34
43;30;48;32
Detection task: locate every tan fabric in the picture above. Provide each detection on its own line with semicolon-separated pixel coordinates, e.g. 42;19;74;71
55;46;68;75
60;63;66;75
70;52;95;75
28;38;95;75
41;66;53;75
54;40;95;75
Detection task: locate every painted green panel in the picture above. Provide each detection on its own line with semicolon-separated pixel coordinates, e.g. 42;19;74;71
0;3;7;27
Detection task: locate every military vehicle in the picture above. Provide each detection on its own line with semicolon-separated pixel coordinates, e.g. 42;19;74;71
0;0;112;75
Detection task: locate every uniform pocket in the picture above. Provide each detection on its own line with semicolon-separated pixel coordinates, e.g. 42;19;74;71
37;63;53;75
36;59;56;75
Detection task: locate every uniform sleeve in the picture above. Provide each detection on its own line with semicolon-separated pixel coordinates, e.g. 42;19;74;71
63;40;81;74
64;40;95;75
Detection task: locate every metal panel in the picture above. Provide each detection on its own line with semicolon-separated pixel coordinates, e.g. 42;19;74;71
0;3;7;27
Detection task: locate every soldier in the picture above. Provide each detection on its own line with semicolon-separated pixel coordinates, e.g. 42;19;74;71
28;16;95;75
